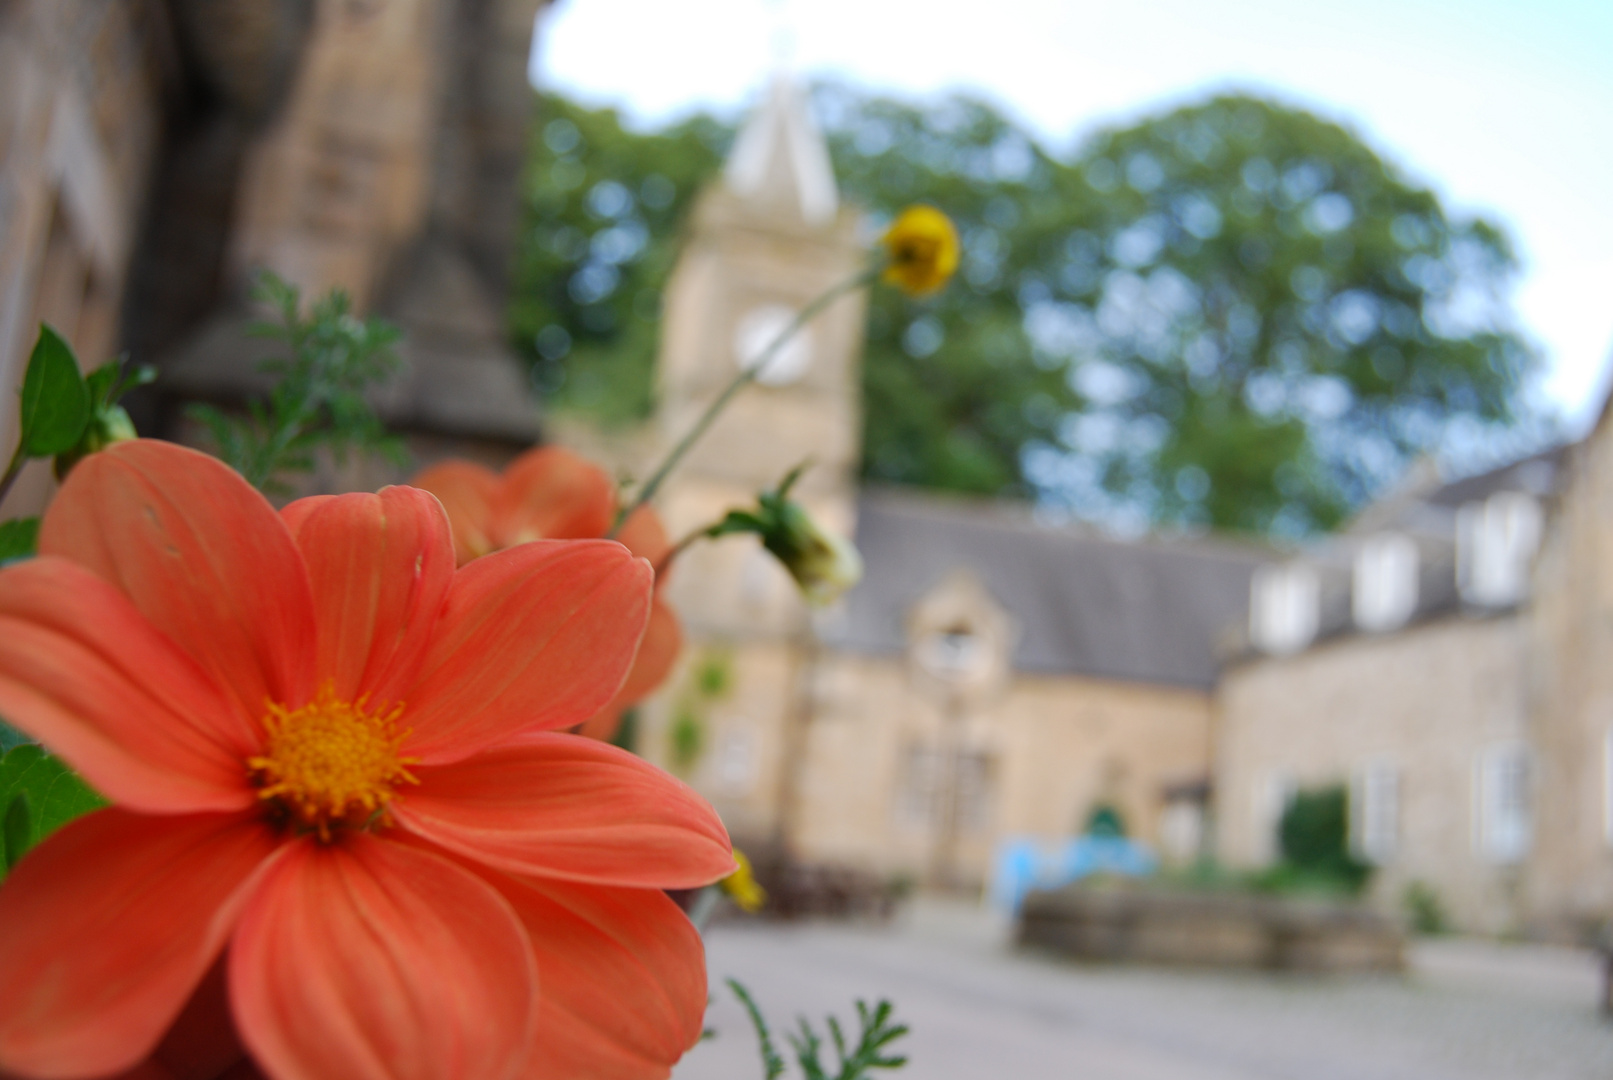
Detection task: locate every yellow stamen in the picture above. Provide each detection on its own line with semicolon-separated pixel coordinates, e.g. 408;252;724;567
249;681;417;840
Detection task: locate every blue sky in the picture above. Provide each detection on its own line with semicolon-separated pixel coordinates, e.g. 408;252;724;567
534;0;1613;429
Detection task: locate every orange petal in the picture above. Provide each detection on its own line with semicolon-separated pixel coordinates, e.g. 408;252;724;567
578;599;682;742
230;835;537;1080
279;495;336;542
615;505;672;574
291;487;456;704
491;877;706;1080
0;810;277;1078
411;461;501;565
38;440;317;727
395;733;733;888
488;447;615;548
0;557;257;812
401;540;652;763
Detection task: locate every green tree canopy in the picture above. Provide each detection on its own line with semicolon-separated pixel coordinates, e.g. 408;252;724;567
1032;97;1538;532
513;87;1541;534
511;97;725;425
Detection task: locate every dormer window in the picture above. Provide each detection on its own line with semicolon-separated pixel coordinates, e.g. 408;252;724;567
1353;532;1418;632
919;623;984;680
1457;492;1542;607
1250;562;1319;656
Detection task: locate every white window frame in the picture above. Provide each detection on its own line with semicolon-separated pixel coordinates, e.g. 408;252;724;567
1353;533;1419;632
897;743;944;828
919;627;985;680
1457;492;1542;607
1255;772;1297;864
1351;760;1400;865
1475;742;1531;864
1250;562;1320;656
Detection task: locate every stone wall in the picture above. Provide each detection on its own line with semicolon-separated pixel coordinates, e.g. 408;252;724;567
635;632;1215;889
0;0;175;517
155;0;549;466
1020;884;1405;973
1524;410;1613;939
1216;616;1531;934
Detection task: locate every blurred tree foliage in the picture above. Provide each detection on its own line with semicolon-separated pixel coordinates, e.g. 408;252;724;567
513;87;1538;534
512;97;725;425
1033;96;1536;533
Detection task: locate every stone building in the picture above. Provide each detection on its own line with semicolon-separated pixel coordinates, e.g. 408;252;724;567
1526;405;1613;940
1213;429;1613;939
0;0;550;519
612;76;1265;889
618;73;1613;929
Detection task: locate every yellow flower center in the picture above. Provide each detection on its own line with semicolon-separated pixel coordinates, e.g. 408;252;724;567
892;235;942;269
249;682;417;839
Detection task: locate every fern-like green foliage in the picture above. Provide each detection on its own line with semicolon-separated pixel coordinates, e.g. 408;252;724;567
789;999;909;1080
728;979;909;1080
189;272;403;493
727;979;786;1080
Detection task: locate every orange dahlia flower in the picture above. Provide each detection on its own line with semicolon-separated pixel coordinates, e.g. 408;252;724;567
0;440;734;1080
412;447;679;742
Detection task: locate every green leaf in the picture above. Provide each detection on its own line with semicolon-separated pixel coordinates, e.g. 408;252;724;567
18;325;91;456
2;795;29;872
85;360;122;407
0;745;107;875
0;518;38;564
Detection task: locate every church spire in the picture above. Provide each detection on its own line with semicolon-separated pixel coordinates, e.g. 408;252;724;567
723;71;839;227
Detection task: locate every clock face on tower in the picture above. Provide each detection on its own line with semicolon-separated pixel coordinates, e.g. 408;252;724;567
733;303;813;386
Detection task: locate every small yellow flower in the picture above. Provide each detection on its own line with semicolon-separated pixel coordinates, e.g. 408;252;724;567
720;848;767;913
880;205;959;296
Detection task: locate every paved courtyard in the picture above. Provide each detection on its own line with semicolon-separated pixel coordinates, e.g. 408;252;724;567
675;899;1613;1080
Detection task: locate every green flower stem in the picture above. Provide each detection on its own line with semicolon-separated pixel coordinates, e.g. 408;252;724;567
607;267;880;538
653;525;716;579
0;445;25;510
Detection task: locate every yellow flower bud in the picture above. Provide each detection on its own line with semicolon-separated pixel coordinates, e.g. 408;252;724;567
720;848;767;913
880;205;959;296
709;466;865;607
776;511;863;607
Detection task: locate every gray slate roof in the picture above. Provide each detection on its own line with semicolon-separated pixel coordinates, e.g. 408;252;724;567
1423;444;1567;508
831;491;1269;689
1250;441;1571;655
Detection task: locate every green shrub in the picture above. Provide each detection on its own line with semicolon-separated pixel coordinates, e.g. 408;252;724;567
1272;785;1373;896
1403;880;1448;934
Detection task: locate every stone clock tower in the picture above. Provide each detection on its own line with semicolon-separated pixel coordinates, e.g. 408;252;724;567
640;73;867;842
654;72;867;642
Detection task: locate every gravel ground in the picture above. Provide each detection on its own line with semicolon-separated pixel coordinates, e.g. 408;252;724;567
674;898;1613;1080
